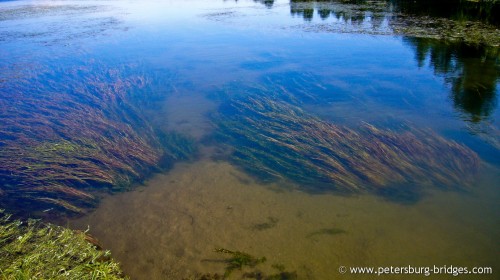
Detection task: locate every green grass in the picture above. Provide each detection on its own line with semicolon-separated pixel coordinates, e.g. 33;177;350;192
0;210;127;280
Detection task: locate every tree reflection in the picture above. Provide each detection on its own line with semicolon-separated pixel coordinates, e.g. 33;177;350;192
404;37;499;123
227;0;275;8
254;0;275;9
285;1;499;124
289;0;387;28
291;2;315;21
288;0;500;28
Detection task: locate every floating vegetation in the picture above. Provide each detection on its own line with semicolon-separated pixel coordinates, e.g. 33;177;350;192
0;209;127;279
390;15;500;47
252;216;279;231
214;248;267;278
213;95;479;196
307;227;347;238
0;63;194;217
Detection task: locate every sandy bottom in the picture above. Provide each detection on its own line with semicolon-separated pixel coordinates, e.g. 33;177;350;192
68;160;499;279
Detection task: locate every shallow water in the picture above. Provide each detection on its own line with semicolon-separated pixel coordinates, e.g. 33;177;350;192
70;159;499;279
1;0;499;279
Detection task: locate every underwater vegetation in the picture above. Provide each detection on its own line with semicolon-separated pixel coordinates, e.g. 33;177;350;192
307;227;346;238
0;209;126;279
0;62;194;217
213;94;479;197
189;248;296;280
252;216;279;231
214;248;267;278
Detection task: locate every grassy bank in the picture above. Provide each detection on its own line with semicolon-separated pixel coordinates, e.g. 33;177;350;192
0;210;126;279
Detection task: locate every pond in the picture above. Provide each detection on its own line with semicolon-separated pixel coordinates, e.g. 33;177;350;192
0;0;499;279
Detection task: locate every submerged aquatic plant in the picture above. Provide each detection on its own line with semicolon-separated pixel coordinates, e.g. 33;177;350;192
252;216;279;231
214;248;267;277
0;62;194;217
213;95;479;196
307;227;347;238
0;209;127;279
194;248;296;279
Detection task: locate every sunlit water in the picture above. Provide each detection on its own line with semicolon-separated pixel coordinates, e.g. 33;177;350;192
1;0;499;279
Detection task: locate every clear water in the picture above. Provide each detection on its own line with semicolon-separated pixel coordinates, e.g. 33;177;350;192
1;0;499;279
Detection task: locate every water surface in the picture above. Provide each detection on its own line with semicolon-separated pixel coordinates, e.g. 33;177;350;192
1;0;499;279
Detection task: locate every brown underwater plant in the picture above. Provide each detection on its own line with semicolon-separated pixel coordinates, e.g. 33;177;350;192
213;95;479;196
0;63;193;216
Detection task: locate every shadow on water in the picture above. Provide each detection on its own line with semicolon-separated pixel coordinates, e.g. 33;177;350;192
403;37;499;123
